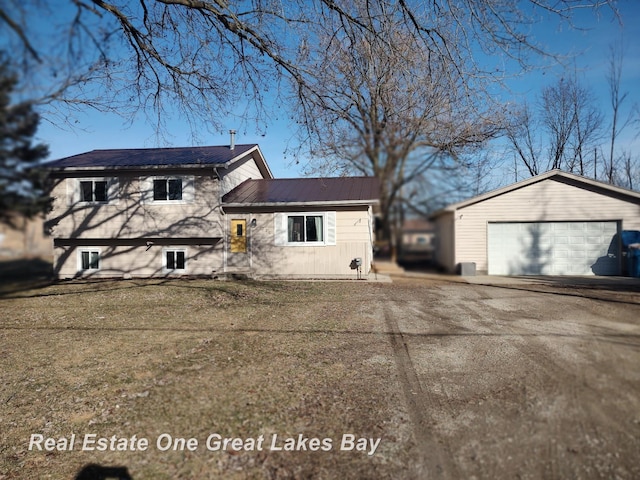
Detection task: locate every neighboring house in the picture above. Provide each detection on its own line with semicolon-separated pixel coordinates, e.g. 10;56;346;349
431;169;640;276
45;143;379;280
0;212;52;260
400;219;434;262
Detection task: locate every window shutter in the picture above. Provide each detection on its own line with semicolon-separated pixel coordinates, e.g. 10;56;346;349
274;213;287;246
108;177;120;205
139;177;153;203
182;176;195;202
326;211;337;245
67;179;80;205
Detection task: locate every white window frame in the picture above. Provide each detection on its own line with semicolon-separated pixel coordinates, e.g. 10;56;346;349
70;177;119;205
142;176;194;204
275;212;336;247
163;248;188;273
77;248;101;272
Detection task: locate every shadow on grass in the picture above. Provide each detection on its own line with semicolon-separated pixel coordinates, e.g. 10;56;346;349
75;464;133;480
0;258;54;296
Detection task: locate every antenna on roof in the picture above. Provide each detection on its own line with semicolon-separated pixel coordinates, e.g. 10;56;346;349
229;130;236;150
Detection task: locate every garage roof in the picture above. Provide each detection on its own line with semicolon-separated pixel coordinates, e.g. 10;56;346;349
432;169;640;217
222;177;380;206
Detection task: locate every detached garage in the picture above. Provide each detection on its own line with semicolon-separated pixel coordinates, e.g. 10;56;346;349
432;170;640;276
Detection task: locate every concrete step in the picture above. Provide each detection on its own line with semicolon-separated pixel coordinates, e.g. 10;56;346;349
372;261;405;275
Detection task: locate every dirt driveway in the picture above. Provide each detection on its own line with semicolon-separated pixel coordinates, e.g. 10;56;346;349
1;275;639;479
380;275;640;479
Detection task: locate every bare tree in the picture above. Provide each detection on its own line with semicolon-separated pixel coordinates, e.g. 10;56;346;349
505;102;543;176
541;78;578;170
603;42;636;185
0;1;618;134
0;1;620;255
291;2;505;253
507;74;603;178
568;74;603;175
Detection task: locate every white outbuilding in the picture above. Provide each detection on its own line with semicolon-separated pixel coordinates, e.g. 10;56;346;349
431;170;640;276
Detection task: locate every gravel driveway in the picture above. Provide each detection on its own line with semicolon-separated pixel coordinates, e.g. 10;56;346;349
2;274;639;479
379;275;640;479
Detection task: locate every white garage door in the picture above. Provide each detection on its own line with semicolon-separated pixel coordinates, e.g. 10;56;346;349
487;221;620;275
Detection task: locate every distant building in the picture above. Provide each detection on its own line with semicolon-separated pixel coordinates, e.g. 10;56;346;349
400;219;434;263
0;213;52;260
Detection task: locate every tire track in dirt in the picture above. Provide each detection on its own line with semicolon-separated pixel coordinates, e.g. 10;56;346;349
383;301;458;479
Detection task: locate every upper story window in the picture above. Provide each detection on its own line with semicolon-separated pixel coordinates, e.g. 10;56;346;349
80;180;108;202
142;176;194;203
70;178;118;205
154;178;182;201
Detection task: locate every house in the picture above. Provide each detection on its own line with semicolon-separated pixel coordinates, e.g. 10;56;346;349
431;169;640;276
45;142;379;280
0;212;52;260
399;219;434;264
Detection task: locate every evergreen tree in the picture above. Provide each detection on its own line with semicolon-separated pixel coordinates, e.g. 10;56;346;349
0;56;50;223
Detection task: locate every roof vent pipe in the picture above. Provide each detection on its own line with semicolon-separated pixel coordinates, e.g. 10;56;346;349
229;129;236;150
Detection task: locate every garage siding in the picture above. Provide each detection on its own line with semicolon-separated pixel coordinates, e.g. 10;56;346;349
454;178;640;274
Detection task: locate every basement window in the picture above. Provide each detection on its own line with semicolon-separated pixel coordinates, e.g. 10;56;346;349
164;248;187;273
79;249;100;271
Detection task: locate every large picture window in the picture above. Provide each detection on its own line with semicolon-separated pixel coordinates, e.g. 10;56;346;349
274;212;336;246
288;215;324;243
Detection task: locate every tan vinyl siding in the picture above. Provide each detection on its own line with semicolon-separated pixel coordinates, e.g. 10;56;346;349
0;213;52;259
433;213;456;272
54;242;224;279
248;208;373;278
454;178;640;273
221;157;263;195
49;174;224;240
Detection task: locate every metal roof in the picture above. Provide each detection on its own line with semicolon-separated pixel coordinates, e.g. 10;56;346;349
46;144;259;170
222;177;380;206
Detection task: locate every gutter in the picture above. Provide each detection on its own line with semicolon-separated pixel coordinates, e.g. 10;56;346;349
222;199;380;208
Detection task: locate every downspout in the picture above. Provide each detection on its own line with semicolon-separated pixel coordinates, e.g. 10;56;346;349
368;205;375;278
216;166;228;274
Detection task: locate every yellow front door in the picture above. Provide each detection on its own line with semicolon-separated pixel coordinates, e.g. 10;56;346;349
230;219;247;253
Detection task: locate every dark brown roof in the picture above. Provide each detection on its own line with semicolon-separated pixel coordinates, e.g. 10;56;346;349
46;144;258;169
403;219;434;232
223;177;380;205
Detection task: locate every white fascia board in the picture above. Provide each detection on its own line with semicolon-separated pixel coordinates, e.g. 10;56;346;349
223;199;380;208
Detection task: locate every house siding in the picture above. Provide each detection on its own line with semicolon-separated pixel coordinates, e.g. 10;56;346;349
53;240;224;279
234;207;374;279
452;178;640;274
49;172;225;240
48;163;263;279
0;213;52;259
221;157;262;196
433;213;455;272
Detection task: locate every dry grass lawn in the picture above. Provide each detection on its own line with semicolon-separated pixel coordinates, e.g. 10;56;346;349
0;279;414;479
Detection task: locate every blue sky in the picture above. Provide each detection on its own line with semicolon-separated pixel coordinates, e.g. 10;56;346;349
34;2;639;181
